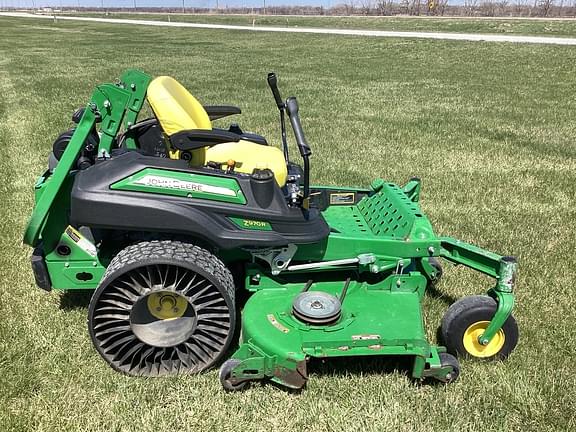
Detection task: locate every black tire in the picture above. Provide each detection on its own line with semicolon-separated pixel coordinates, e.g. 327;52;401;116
437;352;460;384
219;358;250;391
52;128;99;161
441;295;518;360
48;152;59;173
88;240;236;376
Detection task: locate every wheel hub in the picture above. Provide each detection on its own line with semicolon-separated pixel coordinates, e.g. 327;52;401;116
462;320;506;358
147;291;188;320
130;290;196;348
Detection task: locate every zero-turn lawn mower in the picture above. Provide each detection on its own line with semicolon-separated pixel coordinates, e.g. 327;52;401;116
23;70;518;390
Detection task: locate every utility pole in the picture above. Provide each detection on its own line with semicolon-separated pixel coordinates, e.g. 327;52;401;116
182;0;185;13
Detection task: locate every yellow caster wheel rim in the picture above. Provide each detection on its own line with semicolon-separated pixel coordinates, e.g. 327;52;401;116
462;321;505;358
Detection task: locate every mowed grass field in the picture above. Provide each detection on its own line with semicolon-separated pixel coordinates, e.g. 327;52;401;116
73;11;576;37
1;15;576;432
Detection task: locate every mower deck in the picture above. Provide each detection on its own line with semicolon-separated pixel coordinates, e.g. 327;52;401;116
233;279;442;388
226;184;449;389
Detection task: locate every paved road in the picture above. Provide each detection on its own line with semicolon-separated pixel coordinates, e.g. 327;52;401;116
2;12;576;45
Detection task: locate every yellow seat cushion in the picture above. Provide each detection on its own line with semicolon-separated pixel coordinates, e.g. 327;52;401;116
147;76;212;136
146;76;287;186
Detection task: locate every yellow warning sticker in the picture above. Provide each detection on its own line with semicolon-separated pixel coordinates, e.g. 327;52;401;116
64;226;97;257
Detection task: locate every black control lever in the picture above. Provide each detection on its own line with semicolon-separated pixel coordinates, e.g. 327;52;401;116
285;97;311;158
285;96;311;203
267;72;290;163
267;73;284;109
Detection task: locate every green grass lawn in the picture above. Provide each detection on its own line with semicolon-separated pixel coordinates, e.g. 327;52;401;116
69;11;576;37
1;15;576;432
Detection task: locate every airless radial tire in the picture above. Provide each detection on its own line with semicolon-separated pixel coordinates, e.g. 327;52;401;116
88;240;235;376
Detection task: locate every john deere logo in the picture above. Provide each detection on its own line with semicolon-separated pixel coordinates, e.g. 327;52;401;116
135;175;237;197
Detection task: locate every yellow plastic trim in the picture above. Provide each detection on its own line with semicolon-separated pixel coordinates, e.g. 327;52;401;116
147;291;188;320
462;320;505;358
147;76;211;136
168;149;181;160
205;140;288;187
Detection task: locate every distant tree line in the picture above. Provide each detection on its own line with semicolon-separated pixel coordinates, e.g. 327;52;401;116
262;1;576;17
11;2;576;18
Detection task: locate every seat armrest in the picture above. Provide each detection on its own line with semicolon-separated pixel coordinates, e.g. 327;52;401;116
203;105;242;121
170;129;240;151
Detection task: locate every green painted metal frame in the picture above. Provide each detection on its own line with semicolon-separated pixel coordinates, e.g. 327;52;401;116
23;70;151;290
23;69;151;248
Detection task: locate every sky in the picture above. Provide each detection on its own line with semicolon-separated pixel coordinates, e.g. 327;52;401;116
0;0;334;8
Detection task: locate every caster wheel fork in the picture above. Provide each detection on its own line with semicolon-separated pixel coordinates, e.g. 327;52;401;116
219;359;250;392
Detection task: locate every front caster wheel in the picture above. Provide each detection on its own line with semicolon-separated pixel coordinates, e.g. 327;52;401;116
219;359;250;391
441;295;518;360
